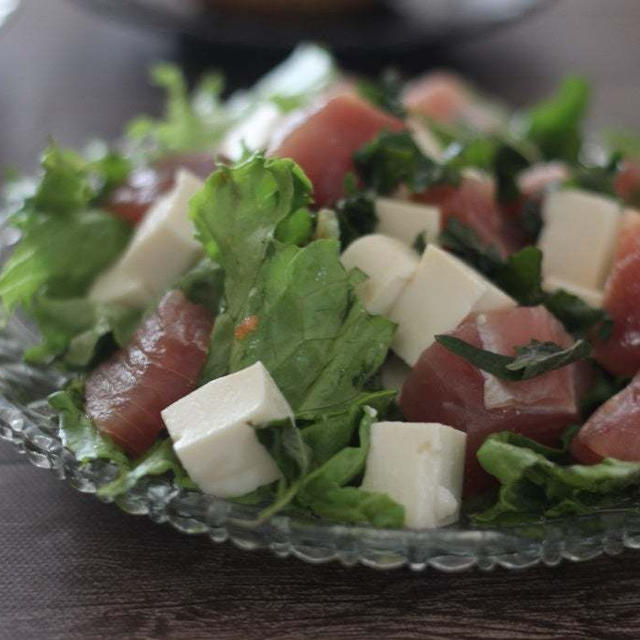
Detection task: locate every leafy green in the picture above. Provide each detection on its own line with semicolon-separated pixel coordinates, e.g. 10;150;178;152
125;44;335;158
435;336;591;381
357;68;406;118
191;155;395;415
177;258;225;315
439;218;504;276
256;404;404;527
98;438;195;500
51;383;193;501
0;144;134;366
297;408;404;528
440;219;544;305
521;76;590;162
545;288;613;341
335;181;378;248
49;383;129;470
0;144;132;314
472;431;640;524
440;219;610;338
25;296;140;367
579;363;628;418
126;64;231;155
603;128;640;159
0;208;130;313
354;130;460;195
569;152;622;198
494;143;531;202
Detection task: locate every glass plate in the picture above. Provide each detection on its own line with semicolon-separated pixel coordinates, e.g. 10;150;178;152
3;285;640;572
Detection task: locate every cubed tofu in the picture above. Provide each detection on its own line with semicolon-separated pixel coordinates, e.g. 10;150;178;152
90;169;204;307
220;102;285;160
161;362;288;498
375;197;441;247
340;234;419;315
544;275;604;308
390;244;515;366
538;189;622;290
361;421;466;529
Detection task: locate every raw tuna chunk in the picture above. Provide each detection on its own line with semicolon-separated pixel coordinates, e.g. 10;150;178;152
399;306;582;495
268;93;404;206
615;160;640;206
106;153;217;226
85;290;214;456
415;173;519;256
594;210;640;377
518;162;569;199
403;72;504;132
403;72;470;124
571;373;640;464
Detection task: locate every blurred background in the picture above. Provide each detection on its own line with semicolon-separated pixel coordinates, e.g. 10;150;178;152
0;0;639;174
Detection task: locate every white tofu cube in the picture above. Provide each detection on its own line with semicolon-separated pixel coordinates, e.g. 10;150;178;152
544;275;603;308
538;189;622;290
220;102;285;160
375;197;441;247
90;169;204;307
161;362;289;498
361;421;466;529
340;234;419;316
390;244;514;366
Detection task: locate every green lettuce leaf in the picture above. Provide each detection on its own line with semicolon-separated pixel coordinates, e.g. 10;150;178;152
98;438;195;500
0;144;132;312
126;44;336;158
49;382;129;470
472;431;640;524
257;404;404;527
521;76;590;162
25;296;140;367
126;64;231;156
354;130;460;195
191;155;395;415
0;144;134;366
50;383;193;501
177;258;225;315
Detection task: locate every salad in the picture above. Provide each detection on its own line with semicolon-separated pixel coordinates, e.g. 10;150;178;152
3;44;640;531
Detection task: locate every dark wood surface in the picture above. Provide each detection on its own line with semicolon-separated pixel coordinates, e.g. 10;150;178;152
2;1;640;638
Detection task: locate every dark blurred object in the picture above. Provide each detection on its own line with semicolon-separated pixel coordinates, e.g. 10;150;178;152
203;0;376;15
69;0;557;56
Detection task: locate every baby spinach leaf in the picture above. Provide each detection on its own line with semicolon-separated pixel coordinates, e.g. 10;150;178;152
191;155;395;416
471;431;640;524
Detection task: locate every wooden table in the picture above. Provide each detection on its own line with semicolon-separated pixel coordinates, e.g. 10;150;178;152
2;1;640;638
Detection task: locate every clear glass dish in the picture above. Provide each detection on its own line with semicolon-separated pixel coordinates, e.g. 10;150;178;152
3;311;640;572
